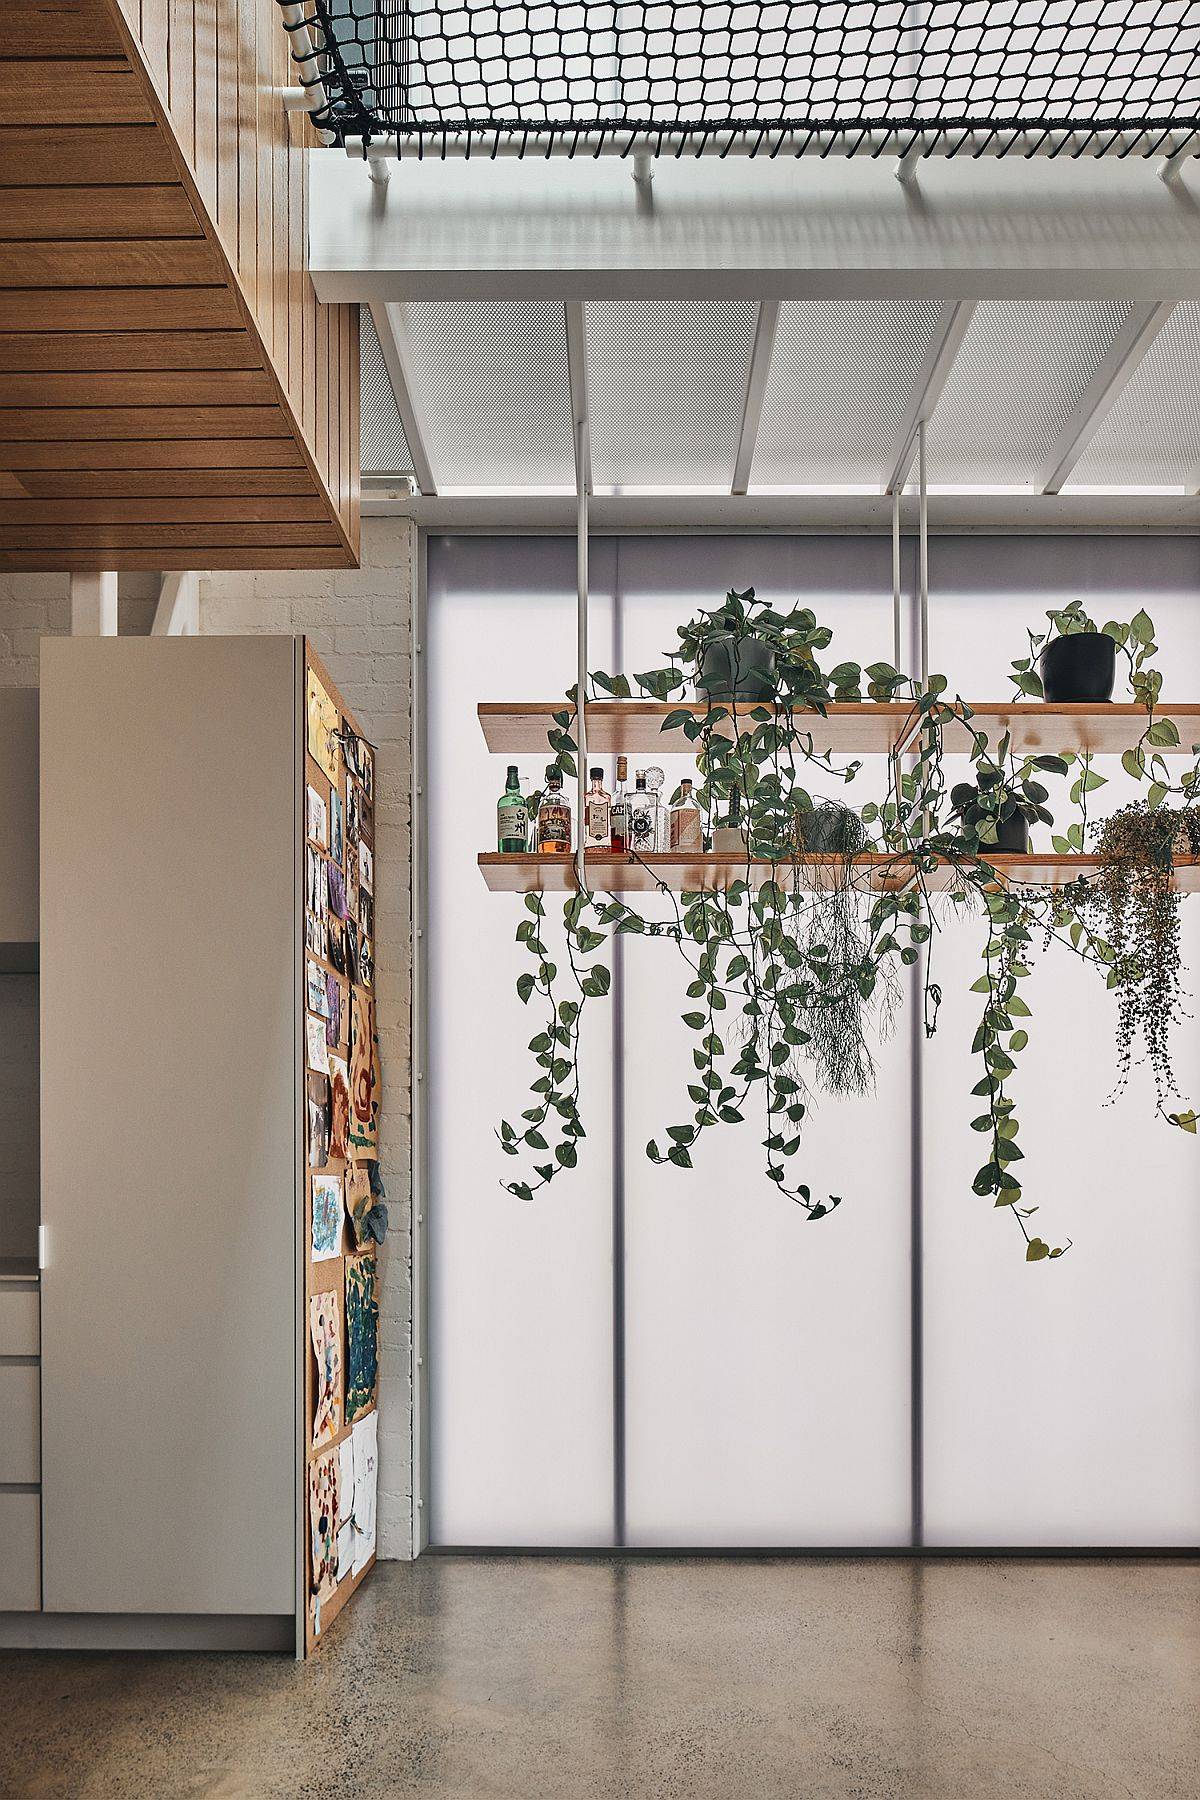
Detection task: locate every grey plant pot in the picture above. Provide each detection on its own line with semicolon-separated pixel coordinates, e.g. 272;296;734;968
697;634;777;703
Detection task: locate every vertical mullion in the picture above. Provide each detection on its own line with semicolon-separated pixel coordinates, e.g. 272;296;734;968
906;529;925;1550
612;540;627;1549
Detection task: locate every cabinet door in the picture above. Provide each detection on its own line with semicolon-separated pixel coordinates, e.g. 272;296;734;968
40;637;300;1615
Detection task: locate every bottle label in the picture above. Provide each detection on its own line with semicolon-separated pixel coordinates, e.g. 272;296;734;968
670;809;703;852
585;797;610;845
498;800;528;846
610;798;629;848
538;800;571;849
630;803;656;849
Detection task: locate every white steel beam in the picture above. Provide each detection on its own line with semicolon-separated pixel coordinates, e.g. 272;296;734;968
70;571;118;636
885;300;975;494
151;571;198;636
311;152;1200;304
368;301;438;497
1039;302;1175;494
731;300;779;495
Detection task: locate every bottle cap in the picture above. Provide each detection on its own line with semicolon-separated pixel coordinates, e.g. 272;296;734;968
616;755;628;779
590;767;603;781
545;763;560;783
506;764;519;781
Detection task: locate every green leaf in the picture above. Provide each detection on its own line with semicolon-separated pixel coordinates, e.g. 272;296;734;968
1146;718;1181;748
1168;1109;1198;1134
1009;1029;1029;1052
1121;748;1145;780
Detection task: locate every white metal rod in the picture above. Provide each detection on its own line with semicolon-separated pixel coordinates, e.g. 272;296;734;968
576;432;589;893
891;485;902;670
277;7;337;145
346;127;1168;163
928;421;935;680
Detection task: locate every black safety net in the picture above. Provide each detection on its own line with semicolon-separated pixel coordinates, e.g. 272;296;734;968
280;0;1200;157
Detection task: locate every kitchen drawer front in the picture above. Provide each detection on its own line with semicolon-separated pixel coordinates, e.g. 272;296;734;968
0;1287;39;1356
0;1490;39;1610
0;1362;39;1483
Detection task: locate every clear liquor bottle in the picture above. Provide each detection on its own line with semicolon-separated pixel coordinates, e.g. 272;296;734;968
610;755;630;853
537;765;572;854
628;769;658;857
496;764;530;853
584;767;611;849
669;778;703;852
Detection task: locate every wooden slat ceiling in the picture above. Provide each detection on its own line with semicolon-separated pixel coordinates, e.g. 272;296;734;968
0;0;359;570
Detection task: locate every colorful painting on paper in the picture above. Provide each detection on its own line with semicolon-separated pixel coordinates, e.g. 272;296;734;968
345;1252;379;1422
329;1055;351;1161
351;1409;378;1575
309;1287;342;1447
307;666;341;785
309;1447;339;1599
311;1173;343;1261
306;1013;330;1077
348;987;378;1155
346;1164;373;1248
307;1074;331;1169
330;789;344;866
325;972;342;1048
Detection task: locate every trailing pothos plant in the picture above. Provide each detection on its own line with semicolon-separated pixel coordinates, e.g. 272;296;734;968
497;588;1200;1262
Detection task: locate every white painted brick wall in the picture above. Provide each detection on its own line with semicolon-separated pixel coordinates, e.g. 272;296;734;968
0;533;415;1560
201;518;415;1560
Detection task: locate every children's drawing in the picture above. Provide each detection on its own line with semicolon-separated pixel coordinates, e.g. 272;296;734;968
309;1287;342;1447
345;1252;379;1423
309;1447;339;1599
311;1173;343;1261
306;666;340;785
329;1055;351;1161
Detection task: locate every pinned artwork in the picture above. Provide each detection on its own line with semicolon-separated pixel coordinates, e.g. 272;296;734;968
330;790;344;868
361;791;374;847
325;972;342;1048
305;784;328;850
345;917;360;979
337;1520;354;1583
306;846;328;920
338;1438;355;1526
305;912;328;961
358;932;374;991
328;862;349;922
359;741;375;803
306;959;329;1017
306;665;341;785
358;890;374;944
327;921;347;976
329;1055;351;1162
346;1164;373;1248
306;1012;330;1076
311;1173;344;1261
345;1251;379;1423
346;783;361;852
358;841;373;896
351;1409;378;1576
309;1447;339;1600
307;1074;331;1169
348;987;378;1156
309;1287;342;1447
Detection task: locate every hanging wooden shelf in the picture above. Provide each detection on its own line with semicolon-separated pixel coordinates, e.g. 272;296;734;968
479;851;1200;895
478;700;1200;759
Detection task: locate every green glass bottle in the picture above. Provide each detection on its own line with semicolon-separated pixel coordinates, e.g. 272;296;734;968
496;764;529;853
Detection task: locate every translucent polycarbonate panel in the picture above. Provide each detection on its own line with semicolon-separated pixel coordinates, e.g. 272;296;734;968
397;302;575;488
359;307;414;476
426;536;617;1545
614;537;913;1546
752;301;942;487
922;538;1200;1545
931;301;1132;486
1068;305;1200;489
586;301;759;489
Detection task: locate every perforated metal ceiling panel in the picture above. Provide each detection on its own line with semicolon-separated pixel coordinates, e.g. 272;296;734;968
585;300;759;489
360;306;414;477
1067;304;1200;488
928;301;1134;486
391;300;575;487
752;301;942;486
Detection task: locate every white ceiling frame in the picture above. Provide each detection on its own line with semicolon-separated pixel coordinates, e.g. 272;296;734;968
564;300;592;497
731;300;780;495
884;300;977;494
368;301;438;497
151;571;198;636
1039;302;1176;494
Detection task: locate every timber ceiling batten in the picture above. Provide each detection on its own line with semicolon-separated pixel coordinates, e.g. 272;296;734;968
0;0;359;570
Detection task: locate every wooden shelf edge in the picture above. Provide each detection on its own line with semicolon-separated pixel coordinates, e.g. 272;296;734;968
479;851;1200;895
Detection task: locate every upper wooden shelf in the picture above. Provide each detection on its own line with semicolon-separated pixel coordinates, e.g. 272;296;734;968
479;852;1200;895
478;701;1200;758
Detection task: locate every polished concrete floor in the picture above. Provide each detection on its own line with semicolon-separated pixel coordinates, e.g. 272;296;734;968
2;1557;1198;1798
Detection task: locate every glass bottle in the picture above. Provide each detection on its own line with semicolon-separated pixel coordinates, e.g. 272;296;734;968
629;769;658;856
644;766;668;851
669;778;703;852
584;766;612;850
610;755;630;853
537;766;572;854
496;764;529;853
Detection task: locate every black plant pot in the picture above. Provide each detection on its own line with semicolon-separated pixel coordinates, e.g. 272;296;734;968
797;802;865;855
1038;631;1116;703
990;812;1030;854
697;633;777;703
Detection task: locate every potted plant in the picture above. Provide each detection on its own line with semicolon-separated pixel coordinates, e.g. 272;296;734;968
793;798;866;854
949;762;1054;854
1009;598;1160;705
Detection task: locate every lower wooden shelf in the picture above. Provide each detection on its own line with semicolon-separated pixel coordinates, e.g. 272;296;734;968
480;851;1200;894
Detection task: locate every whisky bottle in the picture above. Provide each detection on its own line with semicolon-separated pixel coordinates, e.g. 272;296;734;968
610;755;630;853
584;767;612;849
629;769;658;856
497;764;530;853
537;766;572;854
669;778;703;852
